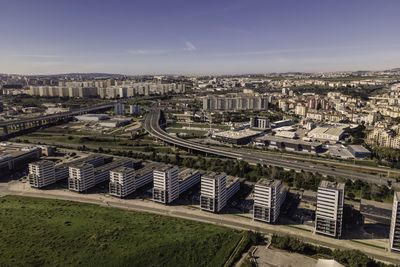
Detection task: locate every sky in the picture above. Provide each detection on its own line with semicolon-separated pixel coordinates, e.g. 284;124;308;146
0;0;400;75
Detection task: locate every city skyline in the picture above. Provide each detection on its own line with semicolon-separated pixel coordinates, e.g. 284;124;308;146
1;0;400;75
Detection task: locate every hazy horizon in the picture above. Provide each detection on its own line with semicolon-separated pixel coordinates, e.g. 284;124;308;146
1;0;400;75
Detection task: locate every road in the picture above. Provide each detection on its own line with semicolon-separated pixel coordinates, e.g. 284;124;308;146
143;109;394;185
1;182;399;265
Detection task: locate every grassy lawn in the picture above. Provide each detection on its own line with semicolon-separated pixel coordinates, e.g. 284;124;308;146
0;196;245;267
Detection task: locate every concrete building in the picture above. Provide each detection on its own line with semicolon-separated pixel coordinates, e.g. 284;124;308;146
253;179;286;223
389;192;400;252
94;159;133;185
200;172;240;213
28;160;55;188
315;181;345;238
347;145;371;159
129;104;140;116
152;165;179;204
250;116;270;130
212;129;261;145
202;94;269;111
109;163;157;198
68;163;95;192
115;102;124;115
178;168;201;194
109;167;136;198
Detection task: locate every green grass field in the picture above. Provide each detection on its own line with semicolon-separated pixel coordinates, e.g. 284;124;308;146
0;196;245;267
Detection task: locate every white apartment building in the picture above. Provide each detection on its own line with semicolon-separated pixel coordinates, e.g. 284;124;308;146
178;168;201;194
200;172;240;213
202;94;269;111
389;192;400;252
68;163;95;192
93;159;133;185
253;179;286;223
28;160;55;188
152;165;179;204
315;181;345;238
109;163;157;198
200;172;227;213
109;167;136;198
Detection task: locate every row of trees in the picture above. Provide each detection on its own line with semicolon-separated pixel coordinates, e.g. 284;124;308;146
271;235;395;267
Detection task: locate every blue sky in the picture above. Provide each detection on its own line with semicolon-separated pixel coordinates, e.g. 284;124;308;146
1;0;400;75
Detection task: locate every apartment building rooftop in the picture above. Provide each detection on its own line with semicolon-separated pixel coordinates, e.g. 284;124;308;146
30;160;53;166
226;176;239;187
178;168;200;182
111;166;133;174
256;178;280;187
203;172;226;180
156;164;177;172
70;163;93;169
319;180;345;191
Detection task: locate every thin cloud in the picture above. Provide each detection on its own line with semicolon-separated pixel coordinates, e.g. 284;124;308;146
184;41;196;51
13;54;61;58
128;41;197;55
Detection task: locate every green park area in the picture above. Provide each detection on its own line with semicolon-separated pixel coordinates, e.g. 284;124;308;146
0;196;249;267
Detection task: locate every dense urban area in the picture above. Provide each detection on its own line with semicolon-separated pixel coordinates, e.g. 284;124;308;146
1;70;400;267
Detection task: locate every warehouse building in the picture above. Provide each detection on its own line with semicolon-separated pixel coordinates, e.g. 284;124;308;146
315;181;345;238
253;179;286;223
212;129;261;145
75;114;110;122
254;135;323;154
152;165;179;204
347;145;371;159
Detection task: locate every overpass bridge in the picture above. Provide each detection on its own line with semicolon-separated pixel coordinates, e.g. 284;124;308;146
143;108;394;185
1;102;115;137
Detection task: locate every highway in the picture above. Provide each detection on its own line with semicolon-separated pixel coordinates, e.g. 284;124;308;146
144;109;394;185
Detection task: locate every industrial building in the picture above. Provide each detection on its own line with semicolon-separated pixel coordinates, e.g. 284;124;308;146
212;129;261;145
74;114;110;122
200;172;240;213
347;145;371;159
0;145;41;172
315;181;345;238
178;168;201;194
389;192;400;252
253;135;323;154
152;165;179;204
109;162;158;198
253;179;286;223
307;126;347;142
271;119;294;129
